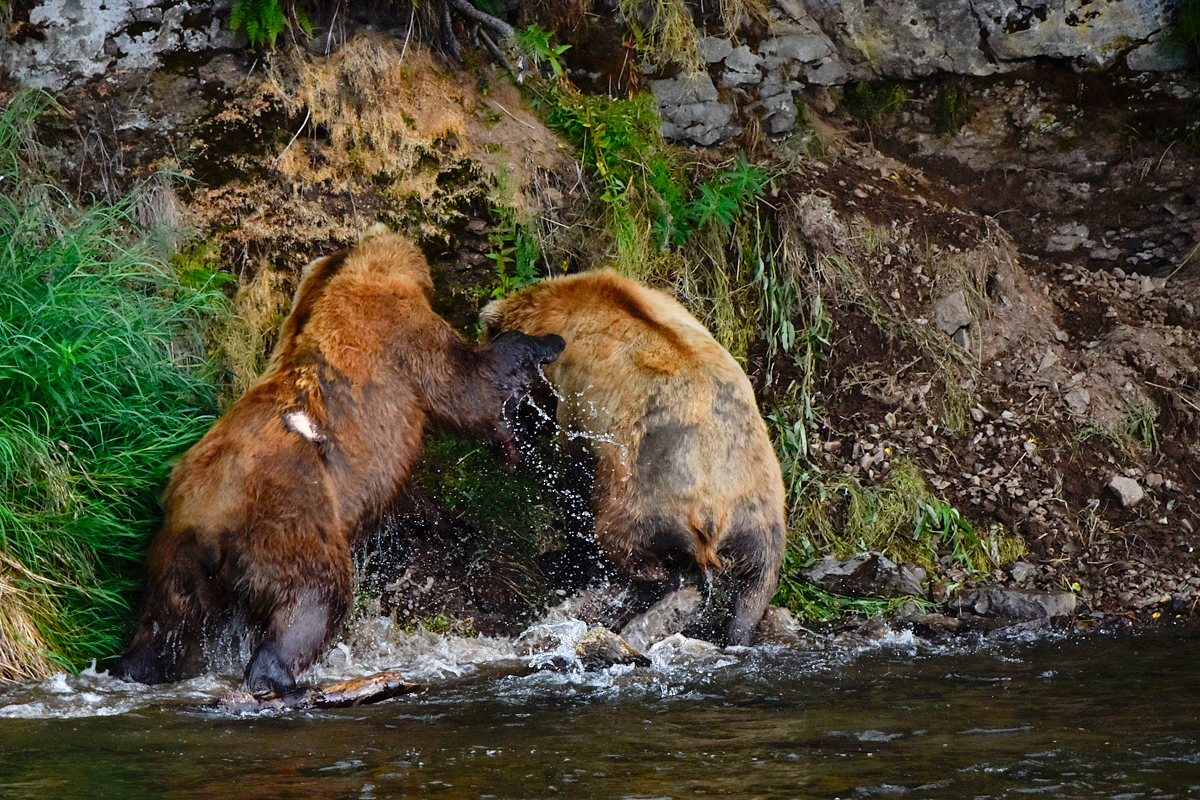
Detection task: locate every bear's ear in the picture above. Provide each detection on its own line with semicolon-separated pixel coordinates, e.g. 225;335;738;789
361;222;393;242
479;299;506;339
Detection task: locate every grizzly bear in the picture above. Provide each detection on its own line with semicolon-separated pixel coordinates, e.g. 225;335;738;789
117;224;563;694
481;269;786;646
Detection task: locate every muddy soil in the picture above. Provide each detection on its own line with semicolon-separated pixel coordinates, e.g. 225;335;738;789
7;36;1199;628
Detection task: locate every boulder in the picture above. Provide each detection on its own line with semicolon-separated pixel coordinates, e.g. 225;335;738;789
801;553;928;598
949;586;1077;620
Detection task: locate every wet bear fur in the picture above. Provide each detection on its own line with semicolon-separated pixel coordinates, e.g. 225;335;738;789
117;224;563;694
481;269;786;646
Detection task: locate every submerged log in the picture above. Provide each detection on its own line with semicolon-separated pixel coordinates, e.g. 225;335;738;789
215;670;418;713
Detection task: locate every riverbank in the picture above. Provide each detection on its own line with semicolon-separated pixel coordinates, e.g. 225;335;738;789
0;20;1197;679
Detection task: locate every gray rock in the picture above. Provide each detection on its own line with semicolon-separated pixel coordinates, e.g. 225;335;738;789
1047;222;1089;252
801;553;927;598
1064;386;1091;414
649;72;720;108
753;605;810;646
700;36;734;63
950;586;1076;620
1008;561;1037;584
759;72;801;100
721;69;762;87
770;32;834;63
1108;475;1145;507
575;626;651;669
899;609;964;635
1126;38;1193;72
620;587;702;652
975;0;1175;70
935;289;973;336
790;0;1175;80
4;0;240;91
685;122;740;146
761;92;799;134
725;44;761;73
803;58;850;85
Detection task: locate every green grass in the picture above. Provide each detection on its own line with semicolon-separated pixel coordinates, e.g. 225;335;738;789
0;91;228;679
770;448;1026;619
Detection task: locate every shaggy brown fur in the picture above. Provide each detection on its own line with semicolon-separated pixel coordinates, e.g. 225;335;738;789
118;224;563;693
482;269;785;646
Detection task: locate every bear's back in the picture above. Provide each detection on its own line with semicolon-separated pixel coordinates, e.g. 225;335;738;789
486;269;782;515
272;225;436;387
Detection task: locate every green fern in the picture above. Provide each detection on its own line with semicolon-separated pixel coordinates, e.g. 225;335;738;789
230;0;310;50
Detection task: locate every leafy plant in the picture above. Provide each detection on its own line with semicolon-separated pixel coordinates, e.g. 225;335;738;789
845;81;909;127
488;213;542;298
774;573;922;622
931;83;971;136
230;0;311;50
774;458;1026;619
673;156;771;245
513;24;572;82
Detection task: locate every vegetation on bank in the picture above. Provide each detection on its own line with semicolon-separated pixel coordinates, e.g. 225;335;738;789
0;92;228;680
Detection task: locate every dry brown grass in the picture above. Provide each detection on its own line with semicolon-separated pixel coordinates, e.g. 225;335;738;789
719;0;768;36
265;33;572;218
213;266;295;400
271;33;470;189
619;0;701;72
1;556;60;683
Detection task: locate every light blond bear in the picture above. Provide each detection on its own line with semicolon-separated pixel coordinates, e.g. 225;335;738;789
482;269;785;645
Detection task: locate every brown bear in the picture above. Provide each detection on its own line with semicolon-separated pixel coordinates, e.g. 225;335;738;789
117;224;563;694
481;269;786;646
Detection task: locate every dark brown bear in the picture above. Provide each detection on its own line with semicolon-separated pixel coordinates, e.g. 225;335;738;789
117;224;563;694
481;269;786;646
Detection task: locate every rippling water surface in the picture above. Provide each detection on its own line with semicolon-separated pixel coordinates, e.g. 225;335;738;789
1;619;1197;799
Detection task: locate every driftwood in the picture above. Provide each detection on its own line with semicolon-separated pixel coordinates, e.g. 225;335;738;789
215;670;418;713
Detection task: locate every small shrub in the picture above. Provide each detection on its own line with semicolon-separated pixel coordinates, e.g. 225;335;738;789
844;81;909;127
931;83;971;136
513;25;572;82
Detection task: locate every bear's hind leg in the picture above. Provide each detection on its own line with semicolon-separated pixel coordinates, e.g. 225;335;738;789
116;566;205;684
718;520;786;647
244;588;344;696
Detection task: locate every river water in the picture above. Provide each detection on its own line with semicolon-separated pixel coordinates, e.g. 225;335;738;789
1;617;1196;800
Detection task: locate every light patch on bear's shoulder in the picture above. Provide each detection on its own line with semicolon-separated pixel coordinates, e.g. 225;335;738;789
283;410;326;444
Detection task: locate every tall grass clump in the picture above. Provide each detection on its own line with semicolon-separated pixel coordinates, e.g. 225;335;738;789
0;91;227;680
542;87;771;356
771;455;1026;618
